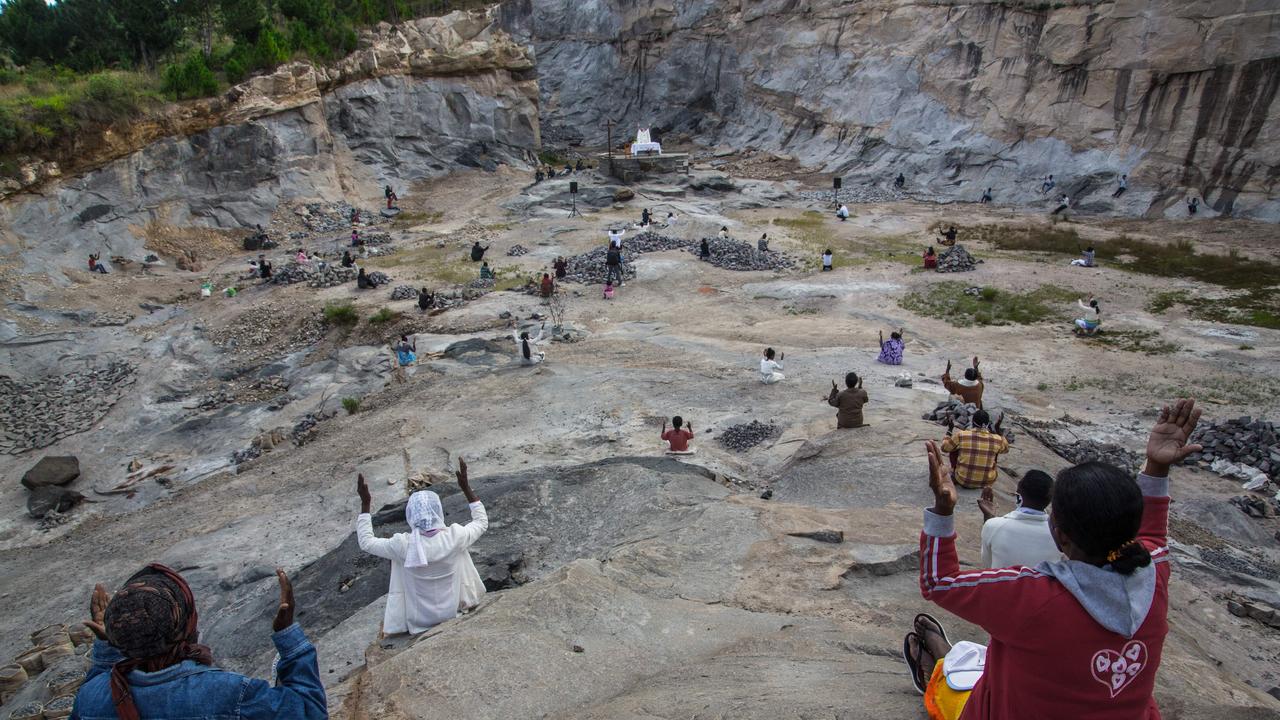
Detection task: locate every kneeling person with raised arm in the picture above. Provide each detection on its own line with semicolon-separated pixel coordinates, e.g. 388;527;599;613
661;416;695;454
828;372;869;429
901;398;1198;719
355;460;488;635
72;565;325;720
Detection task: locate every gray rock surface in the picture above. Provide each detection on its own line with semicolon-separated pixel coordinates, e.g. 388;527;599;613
515;0;1280;221
19;457;80;490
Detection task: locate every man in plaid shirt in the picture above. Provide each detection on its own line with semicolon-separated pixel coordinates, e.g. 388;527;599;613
941;409;1008;489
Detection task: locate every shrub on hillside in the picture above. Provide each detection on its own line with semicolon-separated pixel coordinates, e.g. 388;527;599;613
161;53;218;100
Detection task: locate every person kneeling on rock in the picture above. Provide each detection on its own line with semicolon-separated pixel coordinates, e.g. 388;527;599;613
357;267;374;289
760;348;785;384
514;323;547;365
355;463;488;635
828;372;868;428
662;416;695;454
72;565;326;719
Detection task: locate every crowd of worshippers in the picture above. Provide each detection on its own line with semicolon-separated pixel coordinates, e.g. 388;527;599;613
66;396;1202;720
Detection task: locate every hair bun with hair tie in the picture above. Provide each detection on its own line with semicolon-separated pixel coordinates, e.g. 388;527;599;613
1106;540;1138;564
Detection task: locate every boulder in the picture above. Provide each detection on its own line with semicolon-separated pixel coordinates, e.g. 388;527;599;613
613;187;636;202
20;457;80;490
27;486;86;519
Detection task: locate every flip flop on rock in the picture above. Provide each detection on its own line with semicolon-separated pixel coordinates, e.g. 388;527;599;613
902;632;928;695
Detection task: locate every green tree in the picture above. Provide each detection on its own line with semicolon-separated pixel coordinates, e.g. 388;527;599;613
176;0;219;57
56;0;130;71
116;0;182;68
0;0;59;65
220;0;266;44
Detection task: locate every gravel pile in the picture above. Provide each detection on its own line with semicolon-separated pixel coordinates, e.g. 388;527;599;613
1016;422;1140;472
390;285;418;301
620;231;693;254
467;278;497;291
936;244;978;273
298;202;384;233
922;400;1013;440
718;420;779;452
1186;417;1279;480
270;262;355;287
367;271;391;287
797;187;909;204
507;244;530;256
688;237;796;271
1230;495;1279;519
562;246;636;284
356;231;393;247
0;362;136;454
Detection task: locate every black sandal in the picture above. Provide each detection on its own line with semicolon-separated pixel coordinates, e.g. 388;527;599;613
914;613;952;649
902;632;928;695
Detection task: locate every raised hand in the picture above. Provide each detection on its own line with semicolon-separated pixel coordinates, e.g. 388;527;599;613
926;440;957;516
357;473;371;513
1145;398;1203;476
972;356;980;369
977;487;996;521
272;569;295;632
945;359;952;374
456;456;479;503
84;584;111;641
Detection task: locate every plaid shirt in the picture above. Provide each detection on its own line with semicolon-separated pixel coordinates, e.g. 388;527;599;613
941;428;1009;489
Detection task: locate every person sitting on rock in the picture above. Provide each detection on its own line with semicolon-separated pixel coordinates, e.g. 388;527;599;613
395;334;417;367
641;208;652;227
417;287;433;311
575;159;585;173
700;238;711;261
470;241;489;262
665;212;677;227
661;416;695;453
1187;196;1199;215
535;168;544;183
72;564;325;720
878;329;906;365
939;226;958;246
827;372;869;429
514;324;548;365
355;465;488;635
1113;174;1128;198
837;204;850;221
357;268;374;289
385;185;398;209
1052;194;1071;215
351;208;360;225
257;254;272;280
758;233;770;253
718;226;729;240
942;357;984;409
760;348;785;384
903;399;1196;719
923;246;938;270
895;172;906;189
1071;246;1096;267
554;256;568;280
87;253;109;274
540;273;554;298
341;251;355;268
295;249;310;264
979;187;993;204
1074;296;1101;335
480;262;495;280
1040;174;1055;194
821;249;833;272
978;470;1061;569
940;409;1007;490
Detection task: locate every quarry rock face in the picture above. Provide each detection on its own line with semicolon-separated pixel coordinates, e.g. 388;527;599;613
0;9;540;278
520;0;1280;221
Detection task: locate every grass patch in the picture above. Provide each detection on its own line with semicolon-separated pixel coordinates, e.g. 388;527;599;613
0;69;162;159
341;397;360;415
322;301;359;326
1146;289;1280;330
390;210;444;228
1239;344;1254;351
773;213;918;269
899;281;1076;327
369;307;400;325
1090;330;1178;356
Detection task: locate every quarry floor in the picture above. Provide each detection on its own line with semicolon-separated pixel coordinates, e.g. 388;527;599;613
1;166;1278;718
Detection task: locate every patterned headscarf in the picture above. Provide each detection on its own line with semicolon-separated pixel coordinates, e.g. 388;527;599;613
404;491;446;568
104;564;214;720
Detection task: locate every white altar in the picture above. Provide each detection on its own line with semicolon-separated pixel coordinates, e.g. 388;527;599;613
630;127;662;156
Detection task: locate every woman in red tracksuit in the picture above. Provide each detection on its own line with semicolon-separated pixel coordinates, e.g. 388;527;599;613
905;398;1203;719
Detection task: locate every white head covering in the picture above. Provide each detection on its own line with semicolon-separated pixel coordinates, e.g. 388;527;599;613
404;491;446;568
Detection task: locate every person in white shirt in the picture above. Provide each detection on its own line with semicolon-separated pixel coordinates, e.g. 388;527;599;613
1074;296;1101;335
513;323;547;365
836;205;850;221
977;470;1061;568
760;347;785;384
608;228;625;249
821;249;834;272
354;461;489;635
1052;194;1070;215
665;212;677;227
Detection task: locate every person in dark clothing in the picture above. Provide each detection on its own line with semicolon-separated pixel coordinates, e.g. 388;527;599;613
1188;197;1199;215
417;287;433;311
575;159;585;172
895;173;906;189
563;163;573;176
1041;174;1055;194
350;208;360;225
1112;175;1128;198
540;273;554;298
641;208;651;227
554;256;568;280
470;242;489;262
357;268;373;289
535;168;544;183
341;251;355;268
257;255;272;280
384;185;398;209
71;564;325;720
980;187;993;203
939;226;958;246
699;238;711;261
828;372;869;429
605;246;624;285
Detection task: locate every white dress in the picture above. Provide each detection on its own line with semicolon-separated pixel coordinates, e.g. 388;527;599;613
355;502;489;635
760;358;785;384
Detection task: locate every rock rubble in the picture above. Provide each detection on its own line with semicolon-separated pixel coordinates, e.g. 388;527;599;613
689;238;796;271
718;421;779;452
0;363;135;455
507;244;530;256
935;245;979;273
1186;417;1279;481
389;285;418;301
